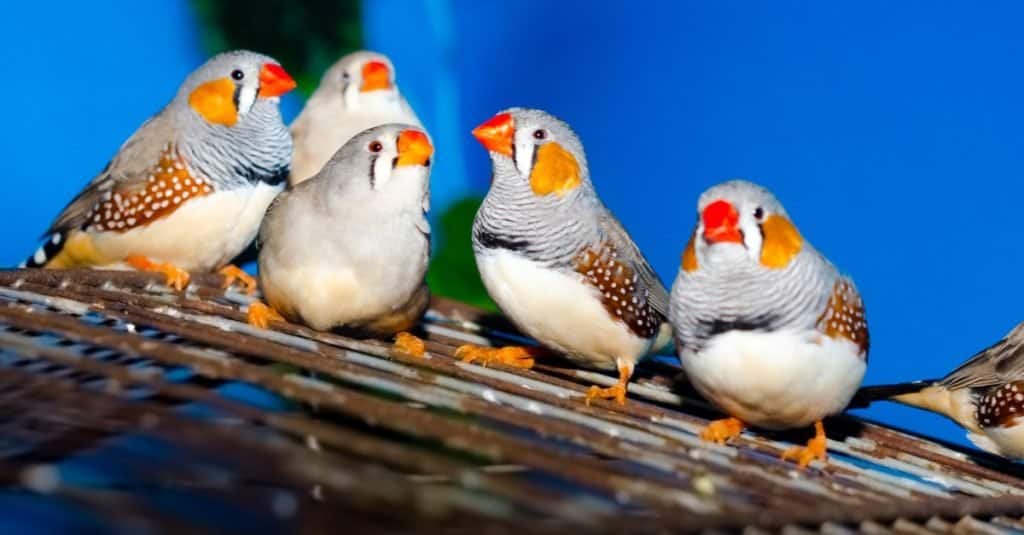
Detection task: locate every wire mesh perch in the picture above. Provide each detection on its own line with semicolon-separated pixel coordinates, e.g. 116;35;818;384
0;269;1022;534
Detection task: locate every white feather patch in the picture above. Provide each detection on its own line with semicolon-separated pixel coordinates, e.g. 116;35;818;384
237;84;257;116
477;249;650;371
681;328;866;429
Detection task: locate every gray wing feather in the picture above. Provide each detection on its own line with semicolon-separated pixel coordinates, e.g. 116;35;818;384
46;112;172;235
598;208;670;318
940;322;1024;390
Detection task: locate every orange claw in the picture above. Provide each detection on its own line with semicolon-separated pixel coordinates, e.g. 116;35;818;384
781;420;828;469
699;417;745;444
584;361;634;406
218;264;258;295
393;332;426;358
455;344;536;369
247;301;284;329
126;254;190;291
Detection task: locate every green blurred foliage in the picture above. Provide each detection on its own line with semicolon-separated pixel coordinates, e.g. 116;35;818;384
191;0;494;309
191;0;362;96
427;197;496;311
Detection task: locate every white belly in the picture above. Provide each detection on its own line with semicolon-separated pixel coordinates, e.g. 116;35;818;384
262;263;387;331
92;182;282;271
477;249;650;370
973;422;1024;460
681;329;866;429
259;225;427;332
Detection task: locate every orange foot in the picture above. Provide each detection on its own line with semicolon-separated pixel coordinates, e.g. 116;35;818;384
781;420;828;469
126;255;190;291
699;417;745;444
393;332;426;358
247;301;284;329
455;345;537;369
218;264;258;295
584;361;634;406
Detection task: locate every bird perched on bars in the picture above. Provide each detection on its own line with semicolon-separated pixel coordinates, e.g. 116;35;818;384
289;51;422;186
670;180;869;468
855;322;1024;459
21;50;296;293
247;124;432;356
459;108;672;406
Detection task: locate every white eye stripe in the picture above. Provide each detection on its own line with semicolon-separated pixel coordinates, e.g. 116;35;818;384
236;84;257;116
370;152;393;189
513;130;535;176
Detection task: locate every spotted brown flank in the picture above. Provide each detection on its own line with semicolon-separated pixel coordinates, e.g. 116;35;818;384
976;382;1024;428
86;144;213;233
574;243;661;338
817;278;869;356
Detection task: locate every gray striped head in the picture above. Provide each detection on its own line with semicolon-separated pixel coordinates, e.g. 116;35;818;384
683;180;802;273
174;50;295;128
672;180;837;351
168;51;295;188
470;108;604;265
472;108;593;200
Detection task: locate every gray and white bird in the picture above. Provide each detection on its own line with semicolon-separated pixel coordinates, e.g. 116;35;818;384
247;123;432;353
289;51;421;186
459;108;672;405
856;322;1024;459
21;50;296;292
670;180;869;467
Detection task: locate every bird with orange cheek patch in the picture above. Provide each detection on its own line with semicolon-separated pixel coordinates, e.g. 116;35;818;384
459;108;673;406
856;321;1024;460
670;180;869;468
289;51;422;186
21;50;296;293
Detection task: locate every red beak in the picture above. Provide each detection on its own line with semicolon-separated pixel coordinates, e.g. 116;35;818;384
258;63;296;98
396;129;433;167
471;112;514;158
361;60;392;92
702;200;743;244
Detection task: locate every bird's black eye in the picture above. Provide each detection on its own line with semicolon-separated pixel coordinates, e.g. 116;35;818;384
369;141;383;153
533;129;546;140
753;207;764;220
231;69;244;81
342;72;351;82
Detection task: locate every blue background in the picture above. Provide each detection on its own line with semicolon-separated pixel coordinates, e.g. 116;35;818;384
3;0;1023;451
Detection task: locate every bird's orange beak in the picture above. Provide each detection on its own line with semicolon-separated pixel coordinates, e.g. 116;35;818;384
396;129;433;167
361;60;392;92
258;63;296;98
702;200;743;244
472;112;514;158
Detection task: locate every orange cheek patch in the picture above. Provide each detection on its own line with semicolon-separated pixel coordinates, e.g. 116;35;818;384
759;214;803;269
529;142;581;196
681;230;698;272
88;146;213;233
188;77;237;126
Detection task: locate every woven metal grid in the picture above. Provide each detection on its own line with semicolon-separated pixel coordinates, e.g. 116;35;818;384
0;268;1022;534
